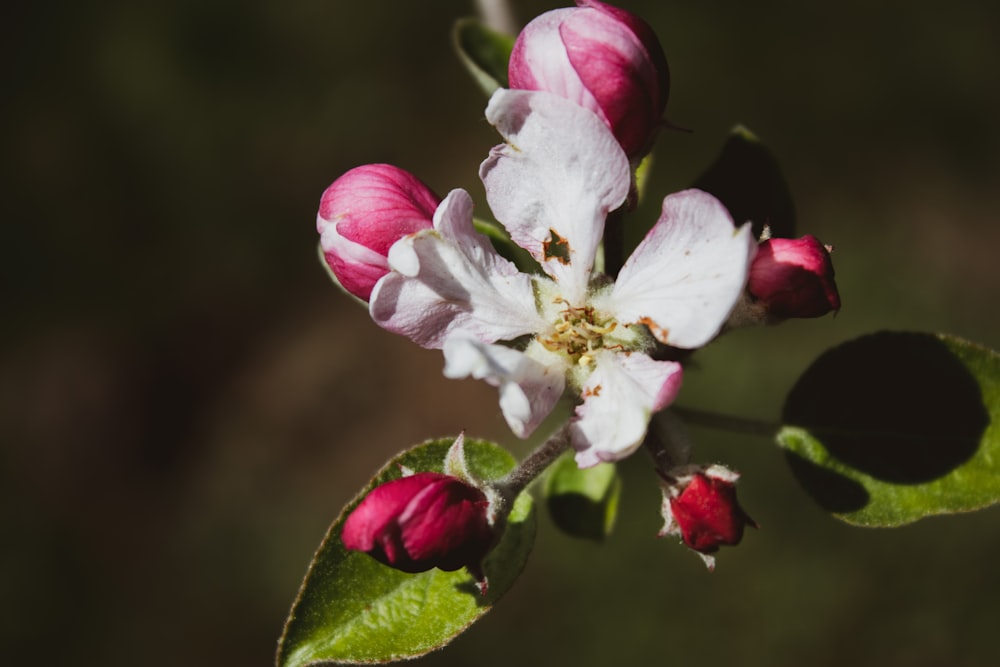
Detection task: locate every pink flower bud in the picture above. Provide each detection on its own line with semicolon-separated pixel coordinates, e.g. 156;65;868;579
659;466;756;569
748;235;841;319
508;0;670;161
317;164;440;301
341;472;494;578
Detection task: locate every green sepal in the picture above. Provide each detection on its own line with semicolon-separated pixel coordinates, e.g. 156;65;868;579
691;125;796;239
778;331;1000;527
452;18;514;96
633;152;654;206
474;216;543;275
276;437;535;666
544;451;621;542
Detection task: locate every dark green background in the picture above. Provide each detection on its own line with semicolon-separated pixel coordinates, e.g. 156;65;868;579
3;1;998;666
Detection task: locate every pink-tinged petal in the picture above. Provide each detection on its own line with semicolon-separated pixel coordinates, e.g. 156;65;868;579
481;89;630;305
508;9;600;113
561;3;668;158
574;0;670;111
317;164;440;253
570;350;682;467
509;2;669;161
319;221;391;300
317;164;439;301
604;189;756;349
576;0;670;105
443;335;566;439
370;189;545;349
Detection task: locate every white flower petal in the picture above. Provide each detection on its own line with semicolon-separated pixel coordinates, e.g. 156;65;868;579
480;89;630;304
570;350;683;467
604;189;756;349
370;189;545;349
443;335;566;439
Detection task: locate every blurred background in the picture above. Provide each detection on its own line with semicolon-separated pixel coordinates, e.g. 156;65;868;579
2;1;999;665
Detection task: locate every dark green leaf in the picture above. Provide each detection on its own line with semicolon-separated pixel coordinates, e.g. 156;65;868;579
544;452;621;542
691;125;796;239
276;438;535;666
451;18;514;96
778;332;1000;526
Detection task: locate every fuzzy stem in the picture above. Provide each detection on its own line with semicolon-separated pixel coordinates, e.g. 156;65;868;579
644;409;695;475
493;424;571;507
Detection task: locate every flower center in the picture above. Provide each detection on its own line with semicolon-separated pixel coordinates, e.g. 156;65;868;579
539;297;619;366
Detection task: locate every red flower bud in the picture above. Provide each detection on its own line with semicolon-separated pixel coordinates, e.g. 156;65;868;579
341;472;494;577
508;0;670;161
748;235;841;319
660;466;756;569
317;164;440;301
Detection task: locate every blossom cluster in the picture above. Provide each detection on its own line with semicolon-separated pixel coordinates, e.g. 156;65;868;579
317;1;839;579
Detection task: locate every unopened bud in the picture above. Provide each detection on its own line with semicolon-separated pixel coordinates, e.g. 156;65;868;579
508;0;670;162
341;471;494;589
317;164;440;301
748;235;841;319
659;464;757;570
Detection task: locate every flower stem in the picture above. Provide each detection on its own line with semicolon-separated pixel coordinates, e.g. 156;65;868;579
493;424;571;505
671;406;780;438
476;0;518;35
645;409;694;474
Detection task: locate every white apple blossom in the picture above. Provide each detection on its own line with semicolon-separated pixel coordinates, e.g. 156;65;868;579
369;89;755;467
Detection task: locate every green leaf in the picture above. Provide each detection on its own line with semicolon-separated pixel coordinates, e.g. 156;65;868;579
778;331;1000;527
276;438;535;666
691;125;796;239
544;451;621;542
452;18;514;96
